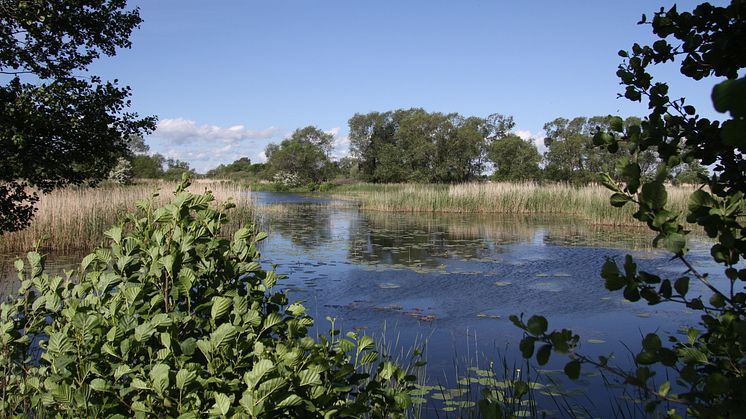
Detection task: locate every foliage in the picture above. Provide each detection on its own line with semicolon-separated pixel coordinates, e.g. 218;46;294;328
487;134;541;182
108;158;135;185
205;157;266;181
512;1;746;417
543;116;657;184
0;177;417;417
264;126;333;184
129;154;195;180
348;109;513;183
0;0;156;234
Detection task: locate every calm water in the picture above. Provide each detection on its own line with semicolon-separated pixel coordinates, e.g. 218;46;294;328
0;191;722;417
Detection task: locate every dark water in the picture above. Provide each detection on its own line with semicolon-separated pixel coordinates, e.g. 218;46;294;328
0;192;723;417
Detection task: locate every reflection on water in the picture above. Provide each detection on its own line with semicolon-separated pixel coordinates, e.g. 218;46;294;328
0;193;721;417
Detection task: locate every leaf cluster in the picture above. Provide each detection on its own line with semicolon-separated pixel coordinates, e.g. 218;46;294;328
511;1;746;416
0;177;417;417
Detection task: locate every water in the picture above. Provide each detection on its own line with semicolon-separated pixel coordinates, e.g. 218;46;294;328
0;191;723;417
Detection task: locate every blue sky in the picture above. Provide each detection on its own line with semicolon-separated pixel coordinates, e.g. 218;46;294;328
90;0;724;172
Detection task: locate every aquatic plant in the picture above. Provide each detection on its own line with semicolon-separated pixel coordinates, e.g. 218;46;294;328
0;177;417;417
335;182;694;227
0;180;253;253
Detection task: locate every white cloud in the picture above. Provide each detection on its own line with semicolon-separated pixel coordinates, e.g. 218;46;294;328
515;129;547;154
155;118;279;145
325;127;350;160
257;151;267;163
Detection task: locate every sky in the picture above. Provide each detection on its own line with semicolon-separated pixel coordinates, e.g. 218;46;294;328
89;0;726;173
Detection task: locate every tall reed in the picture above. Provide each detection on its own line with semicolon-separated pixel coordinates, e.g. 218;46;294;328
337;182;695;227
0;181;254;253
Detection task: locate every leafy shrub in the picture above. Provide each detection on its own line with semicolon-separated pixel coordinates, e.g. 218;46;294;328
0;178;416;417
511;2;746;417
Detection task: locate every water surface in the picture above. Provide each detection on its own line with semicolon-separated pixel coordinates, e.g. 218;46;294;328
0;192;722;416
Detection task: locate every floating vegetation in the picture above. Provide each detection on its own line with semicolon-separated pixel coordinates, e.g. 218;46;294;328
494;280;512;286
477;313;502;320
587;339;606;344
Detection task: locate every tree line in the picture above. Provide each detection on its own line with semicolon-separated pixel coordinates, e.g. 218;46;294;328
176;110;704;186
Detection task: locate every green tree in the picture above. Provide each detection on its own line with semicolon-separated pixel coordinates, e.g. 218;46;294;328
162;158;195;181
0;0;156;233
487;134;541;181
348;109;511;183
265;126;333;183
512;2;746;416
205;157;260;179
131;154;166;179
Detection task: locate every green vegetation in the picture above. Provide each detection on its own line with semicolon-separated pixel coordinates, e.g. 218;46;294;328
264;126;334;185
0;181;253;253
205;157;266;182
0;1;155;233
512;2;746;416
333;182;695;227
349;109;513;183
0;178;420;417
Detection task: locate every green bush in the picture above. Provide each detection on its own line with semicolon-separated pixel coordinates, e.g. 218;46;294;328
0;178;416;417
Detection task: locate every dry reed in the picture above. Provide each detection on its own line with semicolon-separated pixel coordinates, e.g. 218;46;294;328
337;182;696;227
0;181;254;254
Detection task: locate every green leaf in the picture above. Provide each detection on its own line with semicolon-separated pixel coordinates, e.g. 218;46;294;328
211;296;232;321
519;337;535;359
610;193;632;207
675;277;689;296
104;226;123;244
90;378;109;392
176;369;196;390
150;363;170;395
210;323;237;350
536;344;551;366
299;369;322;387
213;393;231;416
277;394;303;408
526;315;548;335
641;182;667;210
564;360;581;380
609;116;624;132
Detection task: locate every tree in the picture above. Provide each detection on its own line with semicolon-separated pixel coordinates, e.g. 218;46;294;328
348;109;511;183
131;154;166;179
265;126;333;183
205;157;266;180
512;2;746;416
487;134;541;181
0;1;156;233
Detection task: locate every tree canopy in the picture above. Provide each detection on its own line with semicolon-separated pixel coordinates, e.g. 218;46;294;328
348;109;513;183
264;126;333;184
0;0;155;233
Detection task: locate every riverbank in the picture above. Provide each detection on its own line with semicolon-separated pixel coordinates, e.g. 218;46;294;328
0;180;254;253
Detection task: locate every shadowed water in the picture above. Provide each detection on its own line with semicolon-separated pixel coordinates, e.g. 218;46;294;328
0;191;722;417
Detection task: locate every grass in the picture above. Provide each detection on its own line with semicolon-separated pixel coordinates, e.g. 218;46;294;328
332;182;697;227
0;180;254;254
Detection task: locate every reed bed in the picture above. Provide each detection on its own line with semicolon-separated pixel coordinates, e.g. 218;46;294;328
0;181;254;254
338;182;696;227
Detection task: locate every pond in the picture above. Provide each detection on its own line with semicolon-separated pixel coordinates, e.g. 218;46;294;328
0;191;722;417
